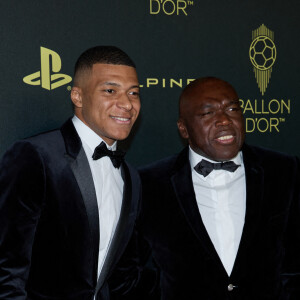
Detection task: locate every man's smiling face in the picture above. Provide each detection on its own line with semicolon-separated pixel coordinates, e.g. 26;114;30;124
71;63;140;145
177;78;245;161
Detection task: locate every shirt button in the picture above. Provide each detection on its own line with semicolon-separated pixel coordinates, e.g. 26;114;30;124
228;284;234;291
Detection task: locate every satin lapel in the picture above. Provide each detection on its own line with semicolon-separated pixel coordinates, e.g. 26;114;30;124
61;119;100;281
95;162;134;294
171;148;225;271
231;144;264;277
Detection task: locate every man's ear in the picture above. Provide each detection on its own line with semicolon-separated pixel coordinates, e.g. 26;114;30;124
71;87;83;108
177;118;189;139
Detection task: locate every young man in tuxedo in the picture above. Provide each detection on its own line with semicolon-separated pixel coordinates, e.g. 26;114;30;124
0;46;141;300
138;77;300;299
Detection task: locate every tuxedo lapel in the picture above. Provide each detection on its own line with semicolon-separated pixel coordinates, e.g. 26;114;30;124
95;162;134;294
61;119;100;281
171;148;226;272
231;144;264;277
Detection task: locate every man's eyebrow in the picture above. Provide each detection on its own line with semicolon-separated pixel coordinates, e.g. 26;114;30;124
100;82;121;87
228;99;240;104
200;104;215;109
99;82;140;89
198;100;215;109
198;99;239;109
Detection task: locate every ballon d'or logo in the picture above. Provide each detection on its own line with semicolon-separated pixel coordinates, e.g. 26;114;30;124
249;24;277;95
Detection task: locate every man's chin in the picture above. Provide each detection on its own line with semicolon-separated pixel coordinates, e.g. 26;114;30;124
213;151;240;162
110;132;131;142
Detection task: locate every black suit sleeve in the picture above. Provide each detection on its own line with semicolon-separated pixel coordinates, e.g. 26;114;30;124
281;157;300;299
0;142;45;299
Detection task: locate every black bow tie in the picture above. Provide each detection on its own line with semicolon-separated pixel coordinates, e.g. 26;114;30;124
194;159;240;177
92;141;125;168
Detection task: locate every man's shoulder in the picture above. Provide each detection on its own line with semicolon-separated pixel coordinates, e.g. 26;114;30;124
13;128;64;154
0;129;66;178
1;120;73;163
26;127;62;144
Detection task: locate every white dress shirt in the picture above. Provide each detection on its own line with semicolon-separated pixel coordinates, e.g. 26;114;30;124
189;147;246;276
72;116;124;278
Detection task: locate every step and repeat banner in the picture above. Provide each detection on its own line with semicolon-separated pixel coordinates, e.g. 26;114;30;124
1;1;299;166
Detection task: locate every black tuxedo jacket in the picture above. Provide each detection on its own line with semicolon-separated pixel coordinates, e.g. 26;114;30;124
138;144;300;300
0;119;140;300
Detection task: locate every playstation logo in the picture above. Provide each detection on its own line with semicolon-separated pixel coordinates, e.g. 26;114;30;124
23;47;72;90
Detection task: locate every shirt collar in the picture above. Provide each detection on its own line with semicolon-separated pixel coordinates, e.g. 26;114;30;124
72;115;117;152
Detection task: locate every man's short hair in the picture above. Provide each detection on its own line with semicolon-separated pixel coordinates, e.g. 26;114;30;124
73;45;136;86
179;77;236;114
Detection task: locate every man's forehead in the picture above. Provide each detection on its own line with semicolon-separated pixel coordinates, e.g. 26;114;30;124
191;97;239;107
90;64;138;81
91;63;135;73
187;84;238;102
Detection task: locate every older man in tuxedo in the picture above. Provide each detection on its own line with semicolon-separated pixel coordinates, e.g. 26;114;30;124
138;77;300;299
0;46;141;300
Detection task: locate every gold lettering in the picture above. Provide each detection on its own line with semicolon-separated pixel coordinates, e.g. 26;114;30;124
186;79;195;85
147;78;159;87
268;99;280;114
257;118;269;133
177;0;187;15
270;118;280;132
281;99;290;114
150;0;160;14
243;100;254;114
245;118;255;133
261;99;269;114
170;78;182;88
163;0;176;15
254;99;262;114
239;99;244;109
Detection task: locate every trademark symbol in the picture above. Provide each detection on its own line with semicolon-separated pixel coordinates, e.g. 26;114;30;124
187;0;193;5
67;86;71;91
279;118;285;122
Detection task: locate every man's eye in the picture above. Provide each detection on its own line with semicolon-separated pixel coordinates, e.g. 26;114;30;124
228;107;240;112
201;111;213;116
129;91;140;96
104;89;114;93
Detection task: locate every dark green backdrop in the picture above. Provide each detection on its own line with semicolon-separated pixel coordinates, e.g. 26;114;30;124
1;0;299;166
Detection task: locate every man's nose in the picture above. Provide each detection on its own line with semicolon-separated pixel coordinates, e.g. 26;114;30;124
215;111;232;126
117;93;133;111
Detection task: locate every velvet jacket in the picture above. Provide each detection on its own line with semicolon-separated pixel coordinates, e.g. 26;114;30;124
0;119;140;300
138;144;300;300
